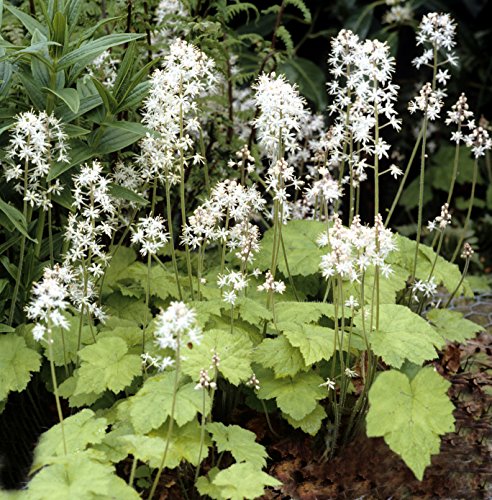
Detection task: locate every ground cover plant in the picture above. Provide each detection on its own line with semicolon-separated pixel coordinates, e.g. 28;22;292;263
0;0;490;498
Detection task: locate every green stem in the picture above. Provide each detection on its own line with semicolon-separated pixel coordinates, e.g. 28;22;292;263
445;257;470;308
9;160;32;325
148;349;181;500
194;389;207;485
447;130;462;206
164;172;183;301
411;114;429;284
385;125;424;227
47;324;67;456
128;457;137;486
451;158;478;263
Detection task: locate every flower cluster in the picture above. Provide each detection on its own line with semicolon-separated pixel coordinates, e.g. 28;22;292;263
154;301;202;356
64;161;116;320
257;270;286;295
408;82;443;121
427;203;451;232
383;2;413;25
319;214;396;282
461;242;474;259
138;38;217;184
217;270;248;305
182;179;265;264
195;369;217;390
326;29;401;189
131;216;169;257
253;72;308;160
3;110;69;210
25;265;73;342
65;161;116;265
153;0;189;46
466;126;492;158
416;12;457;52
411;277;437;303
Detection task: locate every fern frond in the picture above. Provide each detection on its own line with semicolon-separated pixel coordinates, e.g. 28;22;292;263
275;25;294;54
285;0;311;23
224;2;259;23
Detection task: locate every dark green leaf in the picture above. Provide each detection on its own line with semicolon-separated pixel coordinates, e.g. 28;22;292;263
44;87;80;113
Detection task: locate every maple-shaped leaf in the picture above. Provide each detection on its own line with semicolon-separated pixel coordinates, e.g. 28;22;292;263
274;301;337;325
43;314;93;366
74;336;141;396
257;369;325;420
196;463;281;500
0;334;41;400
283;403;327;435
103;246;137;289
207;422;267;469
27;453;139;500
235;296;273;326
366;367;455;480
128;371;210;434
427;309;483;343
181;328;253;385
254;335;307;378
121;418;209;469
356;304;444;368
283;324;335;365
32;409;108;470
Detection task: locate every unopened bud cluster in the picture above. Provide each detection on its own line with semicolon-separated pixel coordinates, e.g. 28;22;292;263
195;369;217;390
246;373;260;391
461;243;474;259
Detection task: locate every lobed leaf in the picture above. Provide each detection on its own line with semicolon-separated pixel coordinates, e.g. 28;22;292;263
257;369;325;420
197;463;281;500
207;422;267;469
74;336;141;395
427;309;483;343
182;328;253;385
366;367;455;480
32;409;108;470
0;334;41;400
254;335;307;378
356;304;444;369
128;372;210;434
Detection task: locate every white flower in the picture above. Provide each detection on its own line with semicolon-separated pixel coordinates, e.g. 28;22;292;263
345;296;359;309
253;72;308;159
465;126;492;158
344;367;358;378
3;110;69;210
26;265;72;342
320;378;336;391
154;302;202;357
408;82;443;121
389;164;403;178
137;39;217;184
257;271;286;294
131;216;169;256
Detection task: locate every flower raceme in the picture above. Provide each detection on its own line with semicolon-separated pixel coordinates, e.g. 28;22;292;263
25;265;73;342
3;110;69;210
138;38;217;184
319;214;396;282
253;72;309;160
154;301;202;355
131;216;170;257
